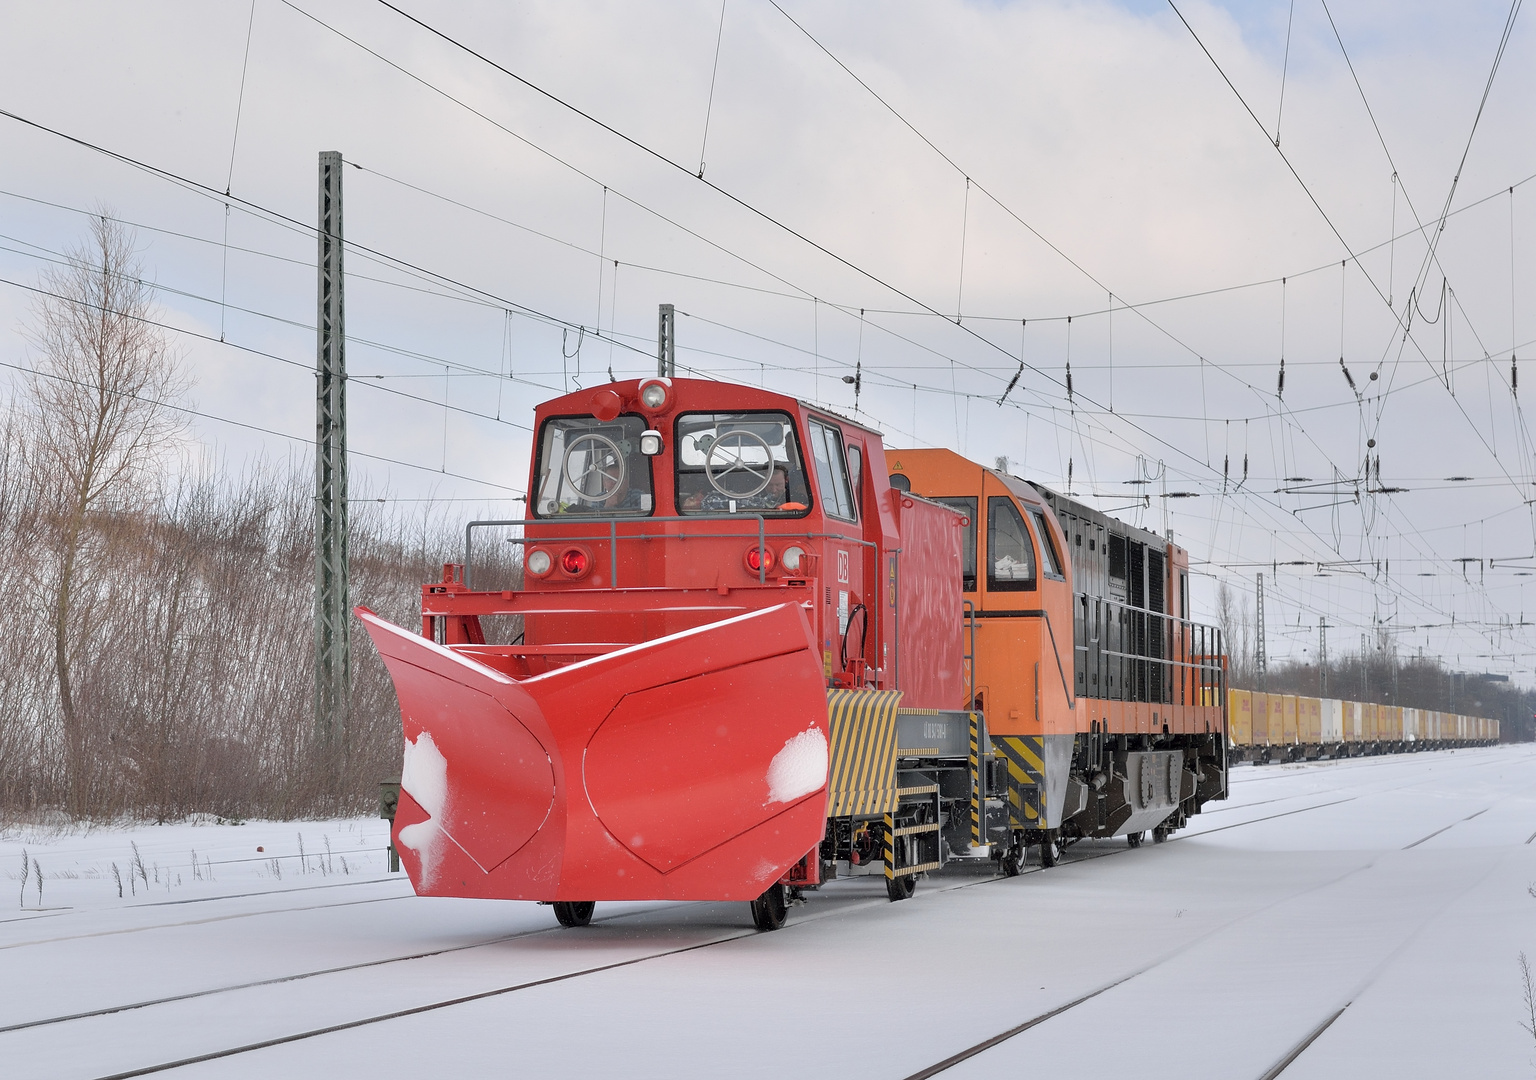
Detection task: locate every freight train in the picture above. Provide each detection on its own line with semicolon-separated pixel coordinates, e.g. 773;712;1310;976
1227;690;1497;762
359;377;1229;931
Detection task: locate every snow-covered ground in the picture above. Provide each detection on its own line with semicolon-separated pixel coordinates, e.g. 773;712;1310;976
4;744;1535;1079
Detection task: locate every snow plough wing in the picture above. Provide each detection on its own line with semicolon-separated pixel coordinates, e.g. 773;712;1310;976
357;600;831;903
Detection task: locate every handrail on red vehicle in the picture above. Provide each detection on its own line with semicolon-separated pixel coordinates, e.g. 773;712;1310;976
461;515;877;590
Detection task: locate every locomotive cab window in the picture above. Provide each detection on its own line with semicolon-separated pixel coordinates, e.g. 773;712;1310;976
1029;507;1065;579
934;496;978;592
986;496;1036;591
533;414;655;517
674;411;811;515
808;419;857;522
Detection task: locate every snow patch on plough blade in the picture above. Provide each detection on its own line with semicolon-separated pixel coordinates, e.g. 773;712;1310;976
356;602;830;902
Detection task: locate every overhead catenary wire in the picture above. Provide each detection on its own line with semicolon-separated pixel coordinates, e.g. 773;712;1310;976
0;354;525;497
2;10;1528;669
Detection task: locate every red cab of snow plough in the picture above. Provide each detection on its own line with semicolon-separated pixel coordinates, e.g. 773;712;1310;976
357;377;964;909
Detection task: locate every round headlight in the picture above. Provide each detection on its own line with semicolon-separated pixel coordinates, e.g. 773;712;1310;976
780;546;805;573
744;546;776;574
526;549;552;577
640;381;668;409
639;429;663;456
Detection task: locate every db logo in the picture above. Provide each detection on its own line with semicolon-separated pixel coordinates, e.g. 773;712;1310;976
837;550;850;584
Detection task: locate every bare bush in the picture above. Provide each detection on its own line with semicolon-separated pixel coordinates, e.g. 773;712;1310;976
0;216;524;822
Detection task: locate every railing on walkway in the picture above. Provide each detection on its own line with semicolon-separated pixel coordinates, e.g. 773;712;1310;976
462;516;877;590
1073;593;1225;707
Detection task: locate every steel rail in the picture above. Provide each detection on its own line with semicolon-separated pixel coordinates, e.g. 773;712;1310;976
0;883;410;952
0;918;564;1035
1255;1005;1351;1080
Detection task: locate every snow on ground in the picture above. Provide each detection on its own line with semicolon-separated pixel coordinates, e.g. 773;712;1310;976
3;745;1536;1079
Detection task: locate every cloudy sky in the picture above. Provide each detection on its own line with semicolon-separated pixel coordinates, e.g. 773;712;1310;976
1;0;1532;677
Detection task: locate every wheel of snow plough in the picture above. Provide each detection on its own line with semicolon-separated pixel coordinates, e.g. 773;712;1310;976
1126;831;1144;849
1001;843;1024;877
552;901;595;928
750;883;788;931
885;871;917;901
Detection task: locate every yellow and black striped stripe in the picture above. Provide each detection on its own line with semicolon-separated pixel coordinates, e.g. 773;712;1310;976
826;689;903;818
994;735;1045;827
968;712;982;846
882;810;896;881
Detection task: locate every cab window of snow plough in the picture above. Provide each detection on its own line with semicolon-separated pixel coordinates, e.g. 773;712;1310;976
532;414;655;517
986;496;1036;591
674;411;811;515
808;419;857;522
934;496;977;591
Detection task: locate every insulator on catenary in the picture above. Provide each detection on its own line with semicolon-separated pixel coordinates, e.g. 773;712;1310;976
1340;357;1357;394
999;360;1023;406
1242;454;1248;485
1514;356;1519;395
1277;357;1285;399
1066;362;1073;401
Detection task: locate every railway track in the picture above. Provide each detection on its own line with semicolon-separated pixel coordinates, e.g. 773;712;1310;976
0;881;411;952
1228;744;1508;786
37;797;1341;1080
1181;748;1512;841
897;792;1508;1079
12;766;1507;1080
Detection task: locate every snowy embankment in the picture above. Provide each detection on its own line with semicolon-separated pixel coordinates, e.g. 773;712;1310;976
3;745;1536;1079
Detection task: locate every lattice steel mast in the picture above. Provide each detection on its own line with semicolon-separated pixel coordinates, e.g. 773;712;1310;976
1255;572;1266;691
315;150;350;754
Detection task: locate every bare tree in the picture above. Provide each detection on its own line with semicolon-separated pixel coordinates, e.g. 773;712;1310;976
1215;581;1252;686
20;212;187;817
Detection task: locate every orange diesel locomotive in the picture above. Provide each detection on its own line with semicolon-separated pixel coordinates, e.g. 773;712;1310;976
359;377;1229;930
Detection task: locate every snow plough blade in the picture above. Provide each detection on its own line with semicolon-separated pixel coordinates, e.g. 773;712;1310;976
356;602;831;903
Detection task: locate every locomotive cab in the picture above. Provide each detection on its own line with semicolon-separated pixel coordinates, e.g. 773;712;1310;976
891;449;1228;866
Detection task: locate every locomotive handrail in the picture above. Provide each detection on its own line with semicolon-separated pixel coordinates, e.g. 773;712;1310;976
463;515;877;589
1071;592;1225;708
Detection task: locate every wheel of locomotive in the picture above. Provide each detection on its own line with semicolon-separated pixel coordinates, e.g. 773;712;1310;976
886;871;917;901
1126;831;1144;849
1152;825;1169;844
704;429;775;497
749;883;788;931
1039;836;1060;868
552;901;596;927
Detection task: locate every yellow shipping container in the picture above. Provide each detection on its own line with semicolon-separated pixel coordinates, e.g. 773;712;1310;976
1229;689;1253;746
1299;696;1322;743
1251;692;1271;745
1282;695;1299;744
